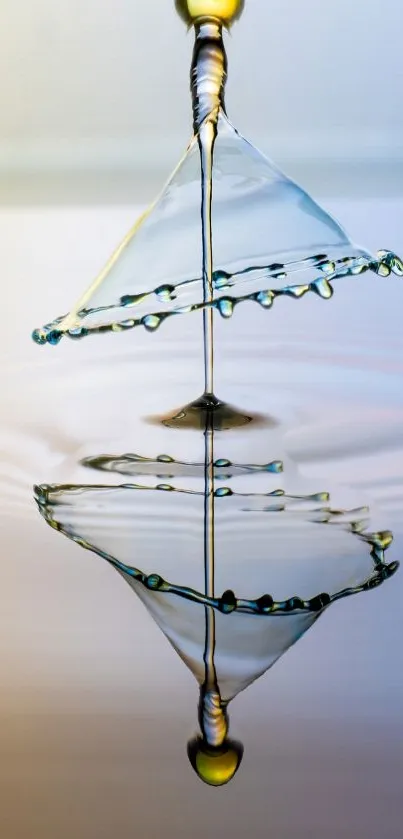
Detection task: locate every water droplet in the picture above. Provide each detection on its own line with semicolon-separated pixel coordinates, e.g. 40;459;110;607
265;461;283;473
365;574;383;591
217;298;234;318
311;278;333;299
368;531;393;550
309;593;331;611
219;590;237;614
267;262;285;273
215;487;233;497
32;328;47;345
47;330;62;345
309;492;330;503
147;574;163;591
120;292;148;307
214;459;231;468
142;314;162;332
156;284;176;302
351;262;368;276
213;269;231;289
285;284;309;299
387;561;400;575
256;594;274;613
284;597;304;612
255;290;274;309
319;260;336;274
377;261;391;278
392;255;403;276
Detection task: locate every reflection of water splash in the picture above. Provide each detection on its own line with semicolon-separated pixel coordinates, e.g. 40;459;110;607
34;481;398;616
32;250;402;345
81;452;284;479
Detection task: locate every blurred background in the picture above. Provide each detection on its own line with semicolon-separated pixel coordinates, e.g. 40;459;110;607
1;1;403;837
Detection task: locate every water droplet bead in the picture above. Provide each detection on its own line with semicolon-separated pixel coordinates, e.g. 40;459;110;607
175;0;244;27
142;314;162;332
46;329;62;345
256;290;274;309
219;589;237;614
187;736;244;787
32;328;47;345
311;278;333;299
309;592;331;612
256;594;274;613
156;284;176;302
213;269;232;289
217;298;234;318
215;487;232;497
146;574;164;591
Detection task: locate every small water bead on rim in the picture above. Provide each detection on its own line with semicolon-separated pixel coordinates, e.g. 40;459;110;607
318;260;336;274
376;250;403;277
214;487;233;497
120;292;149;307
351;262;369;276
256;594;274;613
255;290;274;309
308;592;331;611
369;530;394;550
213;270;232;289
47;329;63;345
32;328;47;345
311;278;334;299
142;314;163;331
146;574;164;591
155;285;177;302
285;284;310;299
216;298;236;318
219;589;237;614
283;597;305;612
265;461;283;473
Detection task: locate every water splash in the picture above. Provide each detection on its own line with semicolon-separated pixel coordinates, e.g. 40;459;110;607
34;481;398;616
32;250;402;346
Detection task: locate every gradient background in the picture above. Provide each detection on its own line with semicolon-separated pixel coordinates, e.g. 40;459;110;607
1;1;403;837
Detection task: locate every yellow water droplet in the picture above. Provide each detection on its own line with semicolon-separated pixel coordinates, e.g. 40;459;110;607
188;737;243;786
175;0;244;26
